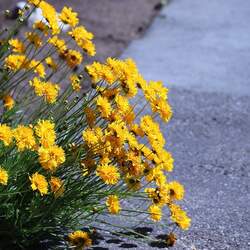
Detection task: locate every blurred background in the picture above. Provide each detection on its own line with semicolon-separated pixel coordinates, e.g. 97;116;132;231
0;0;165;61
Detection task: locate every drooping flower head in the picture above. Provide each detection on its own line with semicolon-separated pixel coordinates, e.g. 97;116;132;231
29;172;48;196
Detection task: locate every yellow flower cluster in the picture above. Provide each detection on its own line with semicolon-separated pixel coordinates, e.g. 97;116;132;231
34;120;65;172
0;0;190;246
83;56;190;230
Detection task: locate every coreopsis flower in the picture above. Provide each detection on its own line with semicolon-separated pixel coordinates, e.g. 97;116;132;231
35;120;56;147
151;98;173;123
70;74;81;92
96;96;112;118
169;204;191;230
8;39;25;53
82;127;103;146
43;83;60;103
106;195;121;214
69;26;96;56
149;204;162;221
145;186;170;206
30;77;60;104
13;125;36;151
59;7;79;27
29;172;48;196
143;80;169;101
29;60;46;78
25;32;43;48
96;164;120;185
0;124;13;146
38;145;65;172
2;95;15;110
140;115;165;150
50;176;64;197
68;230;92;249
48;36;67;53
115;94;130;114
33;20;49;36
130;124;144;137
85;62;104;83
39;1;60;34
168;181;184;200
66;49;83;68
45;57;57;71
28;0;41;7
154;149;173;173
0;167;8;185
4;54;28;71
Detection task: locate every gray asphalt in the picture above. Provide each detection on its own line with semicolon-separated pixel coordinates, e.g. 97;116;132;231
89;0;250;249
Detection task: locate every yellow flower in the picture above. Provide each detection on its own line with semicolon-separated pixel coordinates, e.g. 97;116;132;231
2;95;15;110
82;127;102;146
115;94;131;114
48;36;67;53
96;96;112;118
29;60;46;78
29;172;48;196
0;167;8;185
33;20;49;36
106;195;121;214
35;120;56;147
60;7;79;27
29;77;44;96
68;230;92;249
43;82;60;104
38;145;65;172
143;81;169;101
168;181;184;200
28;0;40;6
8;39;25;53
151;98;173;123
30;78;60;104
66;49;83;68
50;176;64;197
0;124;13;146
26;32;43;48
149;204;162;221
169;204;191;230
39;1;59;35
70;74;81;92
96;164;120;185
69;26;96;56
156;149;174;172
4;54;28;71
45;57;57;71
145;185;169;207
13;125;36;151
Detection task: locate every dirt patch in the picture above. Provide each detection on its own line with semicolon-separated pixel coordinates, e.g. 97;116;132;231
0;0;166;60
